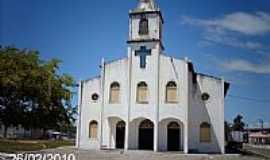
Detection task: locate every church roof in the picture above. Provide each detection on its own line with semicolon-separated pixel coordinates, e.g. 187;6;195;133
104;57;128;65
187;62;230;97
83;75;101;83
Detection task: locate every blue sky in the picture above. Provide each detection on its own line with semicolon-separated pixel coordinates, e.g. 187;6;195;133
1;0;270;127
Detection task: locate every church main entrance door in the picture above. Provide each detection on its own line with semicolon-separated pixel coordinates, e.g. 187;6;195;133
139;119;154;150
116;121;125;149
167;122;180;151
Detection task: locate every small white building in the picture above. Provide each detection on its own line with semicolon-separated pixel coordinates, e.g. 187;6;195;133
0;124;31;139
249;132;270;145
76;0;230;154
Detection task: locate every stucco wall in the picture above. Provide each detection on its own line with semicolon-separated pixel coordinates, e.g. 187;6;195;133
128;42;160;122
77;1;226;152
159;56;188;123
129;13;162;41
102;58;129;147
78;78;101;149
77;54;226;153
188;74;225;153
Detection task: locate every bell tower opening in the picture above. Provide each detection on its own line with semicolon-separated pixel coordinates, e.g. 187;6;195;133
139;16;149;35
128;0;164;45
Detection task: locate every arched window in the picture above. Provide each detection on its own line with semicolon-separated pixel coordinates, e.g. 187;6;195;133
139;17;149;35
89;121;98;139
166;81;177;103
200;122;211;143
140;119;154;129
110;82;120;103
167;122;180;129
137;82;148;103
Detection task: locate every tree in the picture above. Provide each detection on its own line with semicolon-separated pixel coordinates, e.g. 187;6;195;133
0;46;76;138
232;114;245;131
225;121;232;142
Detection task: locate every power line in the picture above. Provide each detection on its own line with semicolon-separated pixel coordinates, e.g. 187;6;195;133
228;94;270;103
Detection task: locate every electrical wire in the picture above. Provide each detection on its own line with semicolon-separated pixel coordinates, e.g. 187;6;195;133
228;94;270;103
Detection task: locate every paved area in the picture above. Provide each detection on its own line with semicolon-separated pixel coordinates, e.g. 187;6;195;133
244;144;270;159
41;148;264;160
0;147;266;160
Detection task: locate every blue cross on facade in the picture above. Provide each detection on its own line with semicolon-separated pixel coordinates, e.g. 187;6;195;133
135;46;151;68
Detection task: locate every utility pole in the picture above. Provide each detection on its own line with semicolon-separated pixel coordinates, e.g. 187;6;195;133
258;119;264;132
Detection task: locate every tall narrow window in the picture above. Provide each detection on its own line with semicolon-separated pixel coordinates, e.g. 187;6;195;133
139;17;149;35
89;121;98;139
166;81;177;103
200;122;211;143
110;82;120;103
137;82;148;103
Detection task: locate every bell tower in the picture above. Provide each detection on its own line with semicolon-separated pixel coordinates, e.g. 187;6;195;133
127;0;164;50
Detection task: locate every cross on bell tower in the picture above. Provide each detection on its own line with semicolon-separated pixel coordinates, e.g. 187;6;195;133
128;0;164;70
135;46;151;68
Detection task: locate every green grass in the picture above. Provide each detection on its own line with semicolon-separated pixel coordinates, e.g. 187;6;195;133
0;139;74;153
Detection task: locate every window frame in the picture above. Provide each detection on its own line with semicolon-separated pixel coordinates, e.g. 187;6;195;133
165;81;178;104
109;82;120;104
89;120;98;139
200;122;211;143
136;81;149;104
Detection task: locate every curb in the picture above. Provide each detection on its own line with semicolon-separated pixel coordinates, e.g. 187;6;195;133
244;150;270;159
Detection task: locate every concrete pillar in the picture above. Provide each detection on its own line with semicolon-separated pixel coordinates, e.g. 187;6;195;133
154;122;159;152
75;81;82;148
100;58;105;149
109;121;112;149
184;122;188;154
125;122;129;150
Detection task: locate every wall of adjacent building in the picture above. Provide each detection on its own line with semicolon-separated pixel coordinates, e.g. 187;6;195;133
0;124;40;139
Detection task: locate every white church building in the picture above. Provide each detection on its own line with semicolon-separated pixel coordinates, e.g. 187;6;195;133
76;0;230;154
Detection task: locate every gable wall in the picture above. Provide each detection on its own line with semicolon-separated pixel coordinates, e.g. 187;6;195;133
188;74;225;153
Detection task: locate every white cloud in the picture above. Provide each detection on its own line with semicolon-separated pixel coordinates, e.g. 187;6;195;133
182;12;270;74
182;12;270;55
221;59;270;74
204;33;264;51
182;12;270;36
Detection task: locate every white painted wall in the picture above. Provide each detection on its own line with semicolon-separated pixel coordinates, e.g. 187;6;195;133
188;74;225;153
128;42;160;122
102;58;129;148
77;0;227;153
78;78;101;149
129;13;162;41
77;55;226;153
159;56;188;124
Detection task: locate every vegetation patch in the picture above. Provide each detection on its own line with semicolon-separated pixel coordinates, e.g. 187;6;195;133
0;139;74;153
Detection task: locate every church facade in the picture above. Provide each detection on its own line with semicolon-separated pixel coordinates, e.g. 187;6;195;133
76;0;230;154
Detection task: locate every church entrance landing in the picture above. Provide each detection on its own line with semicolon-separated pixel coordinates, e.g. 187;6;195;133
139;119;154;150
